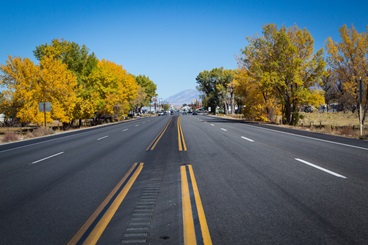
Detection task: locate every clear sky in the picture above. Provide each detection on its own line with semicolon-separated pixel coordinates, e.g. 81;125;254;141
1;0;367;99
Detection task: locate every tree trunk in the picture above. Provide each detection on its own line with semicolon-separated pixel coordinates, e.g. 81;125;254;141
284;101;292;125
224;102;228;115
211;105;216;115
231;92;235;114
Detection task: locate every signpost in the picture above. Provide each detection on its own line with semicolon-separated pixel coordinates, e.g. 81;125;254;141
39;102;51;128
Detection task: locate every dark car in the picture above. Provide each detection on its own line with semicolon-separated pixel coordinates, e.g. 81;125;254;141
192;111;198;115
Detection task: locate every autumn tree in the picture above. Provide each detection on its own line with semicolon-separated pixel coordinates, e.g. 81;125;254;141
0;56;78;125
233;68;273;121
87;59;139;121
326;24;368;123
241;24;326;125
34;39;99;124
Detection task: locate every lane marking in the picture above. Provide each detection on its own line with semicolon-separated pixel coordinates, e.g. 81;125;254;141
246;124;368;151
68;162;144;245
146;117;172;151
181;164;212;245
210;124;214;126
221;128;227;131
122;129;128;132
241;136;254;142
0;121;139;153
135;125;139;127
295;158;347;179
31;152;64;164
97;136;109;141
178;116;187;151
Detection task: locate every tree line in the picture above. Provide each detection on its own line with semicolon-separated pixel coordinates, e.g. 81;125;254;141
0;39;157;127
196;24;368;125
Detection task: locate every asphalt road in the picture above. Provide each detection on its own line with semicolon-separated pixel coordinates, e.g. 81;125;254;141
0;114;367;244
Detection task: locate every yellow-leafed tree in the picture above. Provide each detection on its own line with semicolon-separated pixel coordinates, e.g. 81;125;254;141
234;68;280;122
326;24;368;124
0;56;77;125
87;59;138;120
241;24;325;125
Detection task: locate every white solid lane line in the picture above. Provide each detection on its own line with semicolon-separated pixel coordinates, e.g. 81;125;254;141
221;128;227;131
31;152;64;164
241;136;254;142
210;124;214;126
246;124;368;151
122;129;128;131
97;136;109;141
135;124;139;127
295;158;347;179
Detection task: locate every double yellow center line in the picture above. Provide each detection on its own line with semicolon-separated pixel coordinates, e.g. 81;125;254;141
147;116;187;151
146;117;173;151
68;162;144;245
181;164;212;245
178;116;187;151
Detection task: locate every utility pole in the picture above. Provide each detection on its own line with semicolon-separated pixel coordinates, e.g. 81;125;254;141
358;77;364;136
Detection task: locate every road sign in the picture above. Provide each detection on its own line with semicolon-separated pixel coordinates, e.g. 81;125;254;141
39;102;51;112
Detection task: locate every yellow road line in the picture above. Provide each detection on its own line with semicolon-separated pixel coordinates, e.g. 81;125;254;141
178;117;183;151
181;164;212;245
177;116;187;151
181;165;196;245
188;165;212;245
68;162;144;245
146;117;172;151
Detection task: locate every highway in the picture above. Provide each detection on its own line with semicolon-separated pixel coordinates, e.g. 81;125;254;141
0;114;367;244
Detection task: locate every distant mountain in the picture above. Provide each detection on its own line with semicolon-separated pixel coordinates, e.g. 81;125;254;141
165;89;201;107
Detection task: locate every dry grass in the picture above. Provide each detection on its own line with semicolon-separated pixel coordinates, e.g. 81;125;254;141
0;127;56;143
221;111;367;140
298;112;359;127
295;112;366;139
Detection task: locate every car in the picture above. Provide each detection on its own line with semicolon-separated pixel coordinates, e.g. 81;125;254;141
192;111;198;115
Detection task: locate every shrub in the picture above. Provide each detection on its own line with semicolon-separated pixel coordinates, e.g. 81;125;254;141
31;127;55;137
3;132;20;142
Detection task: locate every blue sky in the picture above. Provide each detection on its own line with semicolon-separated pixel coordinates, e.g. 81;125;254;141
1;0;367;99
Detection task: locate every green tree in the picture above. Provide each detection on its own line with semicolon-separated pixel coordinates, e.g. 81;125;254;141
34;39;98;81
196;68;234;114
134;75;157;112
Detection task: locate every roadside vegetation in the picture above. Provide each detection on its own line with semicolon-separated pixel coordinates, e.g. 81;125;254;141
0;39;157;130
196;24;368;135
217;111;367;140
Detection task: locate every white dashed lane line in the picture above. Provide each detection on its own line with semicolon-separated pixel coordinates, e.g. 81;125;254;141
97;136;109;141
31;152;64;164
241;136;254;142
295;158;347;179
